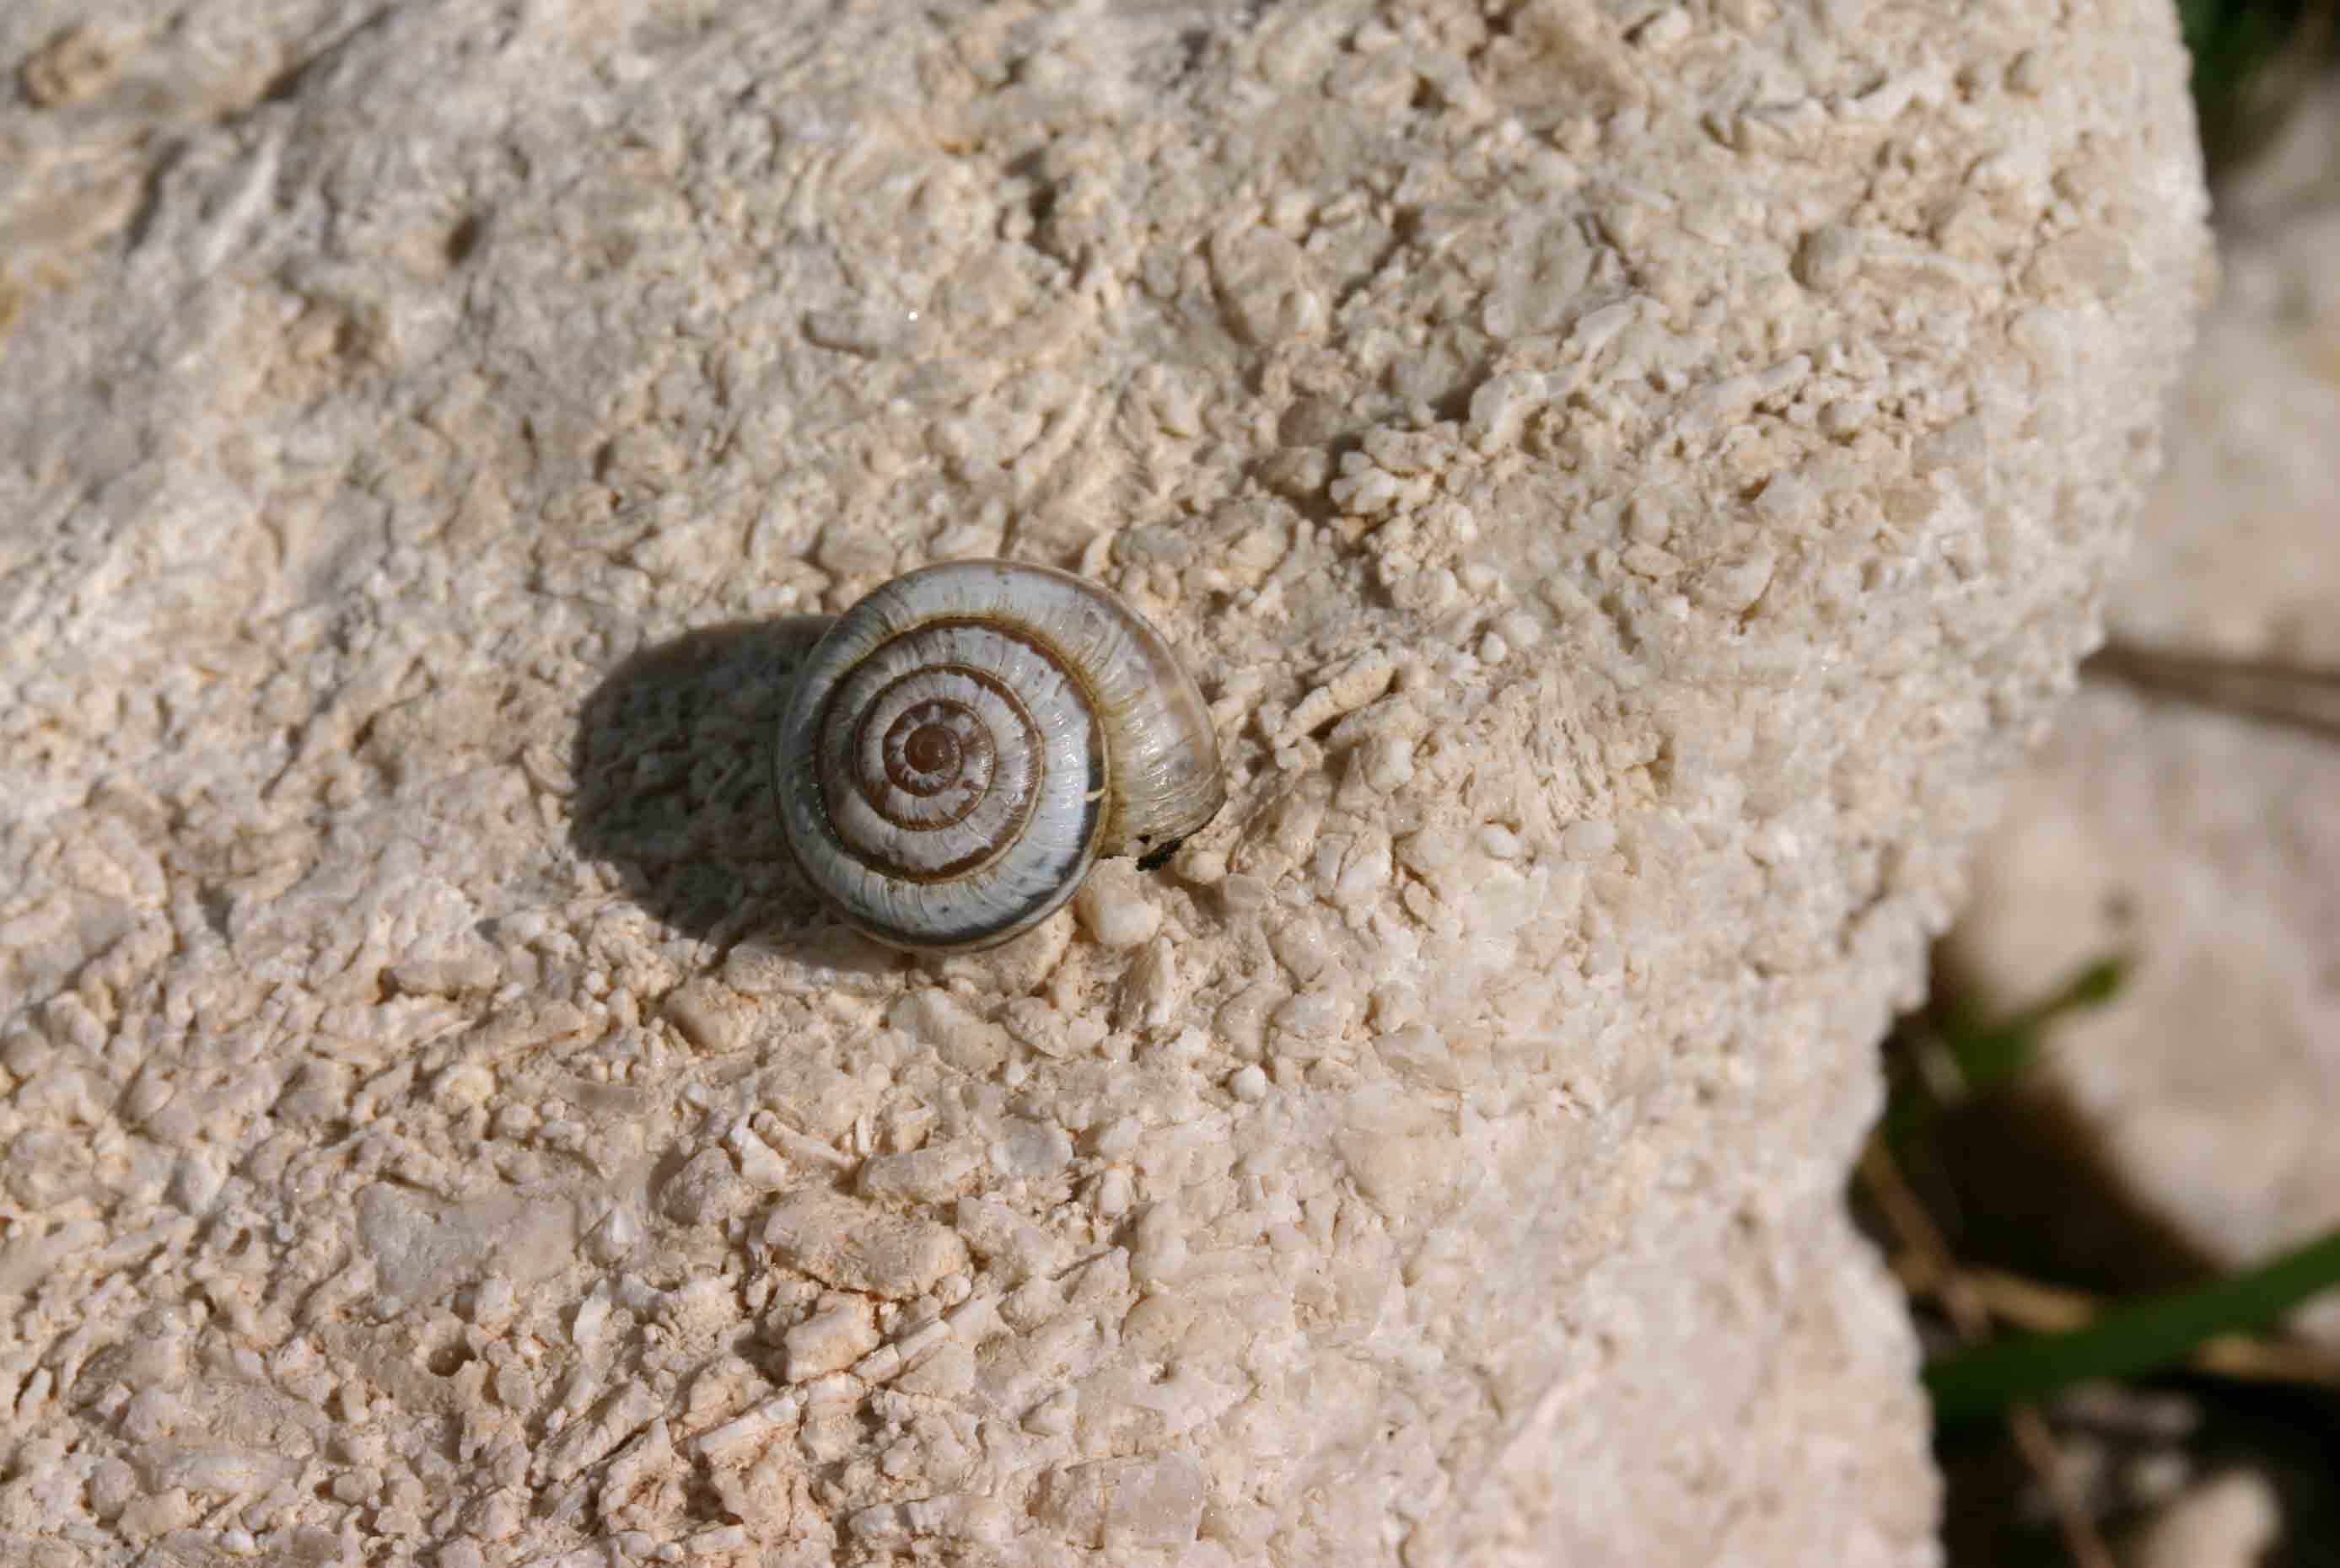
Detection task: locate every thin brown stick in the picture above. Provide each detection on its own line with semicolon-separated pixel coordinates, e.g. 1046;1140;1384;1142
2195;1334;2340;1389
2084;642;2340;745
1862;1139;2117;1568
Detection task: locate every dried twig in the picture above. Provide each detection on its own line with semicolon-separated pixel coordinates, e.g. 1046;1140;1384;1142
2085;641;2340;744
1861;1140;2117;1568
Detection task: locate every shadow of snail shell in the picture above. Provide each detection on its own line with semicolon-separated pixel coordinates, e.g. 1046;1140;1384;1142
775;560;1225;952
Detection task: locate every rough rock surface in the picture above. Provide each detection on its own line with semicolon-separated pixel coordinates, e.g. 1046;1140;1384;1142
1948;689;2340;1297
2126;1469;2284;1568
2106;89;2340;669
0;3;2206;1565
1944;89;2340;1335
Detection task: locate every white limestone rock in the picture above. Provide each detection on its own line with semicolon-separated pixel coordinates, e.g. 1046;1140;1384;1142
1947;686;2340;1309
2127;1469;2283;1568
2106;89;2340;670
1944;94;2340;1339
0;1;2206;1564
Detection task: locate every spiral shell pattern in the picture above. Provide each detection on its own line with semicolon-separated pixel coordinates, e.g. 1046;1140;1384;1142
776;561;1224;952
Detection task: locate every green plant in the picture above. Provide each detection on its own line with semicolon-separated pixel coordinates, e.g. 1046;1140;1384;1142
1928;1226;2340;1423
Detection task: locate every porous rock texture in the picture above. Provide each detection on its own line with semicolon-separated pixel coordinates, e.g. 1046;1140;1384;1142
1944;85;2340;1334
0;3;2206;1565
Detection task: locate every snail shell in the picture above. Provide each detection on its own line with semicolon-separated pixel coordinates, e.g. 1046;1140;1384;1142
775;560;1224;952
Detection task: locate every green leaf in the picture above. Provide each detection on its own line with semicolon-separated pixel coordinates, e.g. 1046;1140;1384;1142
1945;953;2131;1093
2179;0;2330;169
1926;1225;2340;1425
1882;954;2131;1146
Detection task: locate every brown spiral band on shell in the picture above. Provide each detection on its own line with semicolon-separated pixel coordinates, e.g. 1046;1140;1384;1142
820;659;1045;883
776;561;1224;953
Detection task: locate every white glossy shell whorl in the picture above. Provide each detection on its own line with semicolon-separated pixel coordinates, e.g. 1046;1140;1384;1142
776;561;1225;953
